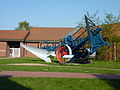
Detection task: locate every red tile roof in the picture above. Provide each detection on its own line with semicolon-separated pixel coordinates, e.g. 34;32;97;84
0;23;119;42
26;27;74;42
0;30;29;41
72;28;87;38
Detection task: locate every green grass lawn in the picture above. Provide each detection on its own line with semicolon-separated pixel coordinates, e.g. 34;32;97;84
0;57;48;64
0;65;120;74
0;57;120;90
78;60;120;69
0;57;120;74
0;77;120;90
0;57;120;69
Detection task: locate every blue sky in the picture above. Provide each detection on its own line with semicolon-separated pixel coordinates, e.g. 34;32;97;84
0;0;120;30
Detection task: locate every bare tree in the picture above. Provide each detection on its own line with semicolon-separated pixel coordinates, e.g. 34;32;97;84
77;10;101;28
104;12;120;24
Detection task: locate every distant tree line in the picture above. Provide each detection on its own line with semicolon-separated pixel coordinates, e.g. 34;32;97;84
77;11;120;27
16;11;120;31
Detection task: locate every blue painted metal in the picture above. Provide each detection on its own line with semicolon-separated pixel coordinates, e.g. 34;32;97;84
41;15;110;63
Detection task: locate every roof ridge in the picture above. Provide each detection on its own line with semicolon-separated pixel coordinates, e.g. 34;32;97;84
31;27;74;28
0;30;28;32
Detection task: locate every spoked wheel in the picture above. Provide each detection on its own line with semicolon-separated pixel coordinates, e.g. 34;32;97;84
56;45;72;63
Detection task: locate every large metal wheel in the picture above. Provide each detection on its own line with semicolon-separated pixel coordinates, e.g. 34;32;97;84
56;45;72;63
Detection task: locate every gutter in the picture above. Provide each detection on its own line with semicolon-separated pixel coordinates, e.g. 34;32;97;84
0;39;24;42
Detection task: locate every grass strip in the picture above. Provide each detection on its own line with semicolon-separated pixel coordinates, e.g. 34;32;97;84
0;65;120;74
0;77;120;90
0;57;120;69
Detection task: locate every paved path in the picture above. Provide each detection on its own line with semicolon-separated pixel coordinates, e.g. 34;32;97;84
0;71;120;79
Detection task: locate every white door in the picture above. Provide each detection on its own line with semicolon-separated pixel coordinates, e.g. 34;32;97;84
10;48;20;57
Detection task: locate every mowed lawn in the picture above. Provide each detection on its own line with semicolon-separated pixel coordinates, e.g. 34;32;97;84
0;57;120;69
0;77;120;90
0;57;120;74
0;57;120;90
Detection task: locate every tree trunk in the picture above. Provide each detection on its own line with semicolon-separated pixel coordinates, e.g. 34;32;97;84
113;42;117;60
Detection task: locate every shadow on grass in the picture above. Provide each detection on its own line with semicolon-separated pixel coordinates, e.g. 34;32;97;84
102;79;120;90
93;74;120;90
40;59;60;64
0;76;31;90
28;59;41;61
52;61;60;63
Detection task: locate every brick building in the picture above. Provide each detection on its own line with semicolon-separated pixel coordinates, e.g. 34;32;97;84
0;27;74;58
0;30;29;57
